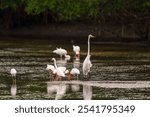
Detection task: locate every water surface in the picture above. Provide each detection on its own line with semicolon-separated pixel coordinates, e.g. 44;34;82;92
0;38;150;99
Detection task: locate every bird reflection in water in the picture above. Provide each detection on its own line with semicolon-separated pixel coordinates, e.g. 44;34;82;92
83;83;92;100
11;78;17;97
55;84;68;100
47;83;68;100
71;84;80;92
73;58;80;69
47;81;93;100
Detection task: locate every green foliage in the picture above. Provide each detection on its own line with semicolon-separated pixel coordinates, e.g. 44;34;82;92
98;0;150;14
24;0;57;14
0;0;150;21
24;0;99;21
0;0;22;10
143;1;150;10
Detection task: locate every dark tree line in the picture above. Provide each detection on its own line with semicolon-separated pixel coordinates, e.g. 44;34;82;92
0;0;150;40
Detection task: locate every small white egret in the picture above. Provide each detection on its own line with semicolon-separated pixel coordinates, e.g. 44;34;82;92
82;34;95;77
52;58;65;80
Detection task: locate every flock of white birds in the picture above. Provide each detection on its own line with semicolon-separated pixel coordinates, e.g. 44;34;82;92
10;34;95;81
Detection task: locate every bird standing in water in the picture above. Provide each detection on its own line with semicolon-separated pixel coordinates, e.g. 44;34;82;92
82;34;95;77
10;68;17;79
52;58;66;80
73;45;80;59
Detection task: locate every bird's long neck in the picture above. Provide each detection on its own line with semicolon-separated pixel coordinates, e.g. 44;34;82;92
53;59;58;69
87;36;90;56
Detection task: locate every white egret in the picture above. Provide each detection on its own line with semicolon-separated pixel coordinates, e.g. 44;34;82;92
82;34;95;77
52;58;65;80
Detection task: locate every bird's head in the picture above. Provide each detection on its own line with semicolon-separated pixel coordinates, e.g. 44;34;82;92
51;58;55;61
88;34;95;38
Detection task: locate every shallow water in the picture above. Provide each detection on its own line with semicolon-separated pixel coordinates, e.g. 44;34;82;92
0;38;150;100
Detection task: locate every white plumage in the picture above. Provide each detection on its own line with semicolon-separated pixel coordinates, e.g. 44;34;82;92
53;48;67;58
82;34;95;76
70;68;80;75
73;45;80;58
52;58;65;77
73;45;80;53
65;54;71;60
10;68;17;77
46;64;56;74
57;66;66;73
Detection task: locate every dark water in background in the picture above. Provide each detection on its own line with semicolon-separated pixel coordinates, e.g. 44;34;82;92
0;38;150;100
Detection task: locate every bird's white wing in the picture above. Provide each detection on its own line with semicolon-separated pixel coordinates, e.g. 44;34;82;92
82;56;91;75
58;67;66;73
57;68;65;77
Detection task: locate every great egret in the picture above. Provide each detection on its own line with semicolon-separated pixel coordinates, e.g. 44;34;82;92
52;58;65;80
73;45;80;58
82;34;95;77
53;48;67;59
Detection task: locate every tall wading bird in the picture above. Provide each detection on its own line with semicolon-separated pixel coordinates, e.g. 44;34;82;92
82;34;95;77
52;58;66;80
